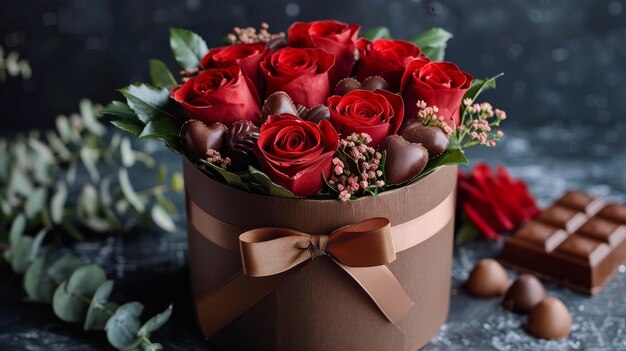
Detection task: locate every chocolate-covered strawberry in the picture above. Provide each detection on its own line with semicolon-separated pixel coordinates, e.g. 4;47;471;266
400;118;449;159
261;91;298;123
180;120;228;160
226;120;260;170
378;135;428;185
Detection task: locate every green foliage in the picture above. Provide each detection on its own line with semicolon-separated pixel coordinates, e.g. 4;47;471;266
0;45;32;82
464;73;504;104
412;27;454;61
169;28;209;70
362;27;391;40
148;59;177;89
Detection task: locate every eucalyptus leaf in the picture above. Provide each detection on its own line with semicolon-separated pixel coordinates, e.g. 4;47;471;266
412;27;453;61
143;343;163;351
119;169;145;213
248;166;296;198
138;305;173;337
169;28;209;70
28;138;54;164
9;214;26;246
120;137;136;167
199;160;249;192
85;301;118;331
150;204;175;232
156;166;167;185
28;228;48;262
149;59;177;89
55;115;73;142
99;176;114;207
23;255;56;303
66;264;107;298
105;302;144;350
48;254;85;285
53;281;89;322
8;168;33;198
79;99;106;136
78;185;99;219
362;26;391;40
80;147;100;182
10;236;34;274
85;280;115;330
50;183;68;224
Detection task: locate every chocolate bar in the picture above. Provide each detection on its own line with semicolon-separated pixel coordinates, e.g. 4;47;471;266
500;191;626;294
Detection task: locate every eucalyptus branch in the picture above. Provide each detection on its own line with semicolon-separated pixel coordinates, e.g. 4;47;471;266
0;45;32;82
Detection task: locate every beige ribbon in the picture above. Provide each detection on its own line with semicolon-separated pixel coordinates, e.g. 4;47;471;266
190;192;455;338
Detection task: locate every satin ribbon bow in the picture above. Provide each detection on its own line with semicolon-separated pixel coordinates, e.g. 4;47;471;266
195;218;414;338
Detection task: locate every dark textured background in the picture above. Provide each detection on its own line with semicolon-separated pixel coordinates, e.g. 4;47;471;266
1;0;625;132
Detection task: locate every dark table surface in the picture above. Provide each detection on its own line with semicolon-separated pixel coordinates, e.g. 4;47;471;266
1;122;626;351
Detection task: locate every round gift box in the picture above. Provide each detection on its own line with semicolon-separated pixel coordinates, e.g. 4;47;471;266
182;157;457;351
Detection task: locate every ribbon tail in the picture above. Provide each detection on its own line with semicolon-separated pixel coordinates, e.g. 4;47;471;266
195;269;290;338
338;263;414;323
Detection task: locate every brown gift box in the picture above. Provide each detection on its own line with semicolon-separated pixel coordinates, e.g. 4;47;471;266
182;158;457;351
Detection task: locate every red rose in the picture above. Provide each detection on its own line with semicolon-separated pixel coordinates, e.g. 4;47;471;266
356;38;427;91
457;163;540;240
260;47;335;108
254;114;339;196
400;59;473;126
171;66;261;127
327;89;404;146
200;42;269;94
288;20;360;84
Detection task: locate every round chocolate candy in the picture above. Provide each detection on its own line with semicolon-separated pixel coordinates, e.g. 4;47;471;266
502;274;546;313
526;297;572;340
361;76;390;92
226;120;260;170
399;118;449;159
266;37;288;51
179;120;228;160
301;105;331;124
465;259;509;298
378;135;428;185
334;77;362;95
262;91;298;122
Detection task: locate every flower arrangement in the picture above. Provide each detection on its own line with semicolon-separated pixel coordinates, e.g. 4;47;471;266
104;20;506;200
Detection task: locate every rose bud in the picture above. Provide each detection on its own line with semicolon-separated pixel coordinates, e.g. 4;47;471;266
356;38;427;91
327;89;404;147
400;59;473;126
378;135;428;185
288;20;360;84
179;120;228;160
361;76;390;92
260;47;335;108
254;114;339;196
200;42;269;94
334;77;362;95
226;120;260;170
171;66;261;127
261;91;299;123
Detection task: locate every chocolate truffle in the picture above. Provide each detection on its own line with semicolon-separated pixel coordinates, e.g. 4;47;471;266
301;105;331;124
262;91;298;122
502;274;546;313
362;76;390;92
295;104;309;117
378;135;428;185
526;297;572;340
226;120;260;170
266;37;288;51
399;119;449;159
334;77;361;95
179;120;228;160
465;258;509;298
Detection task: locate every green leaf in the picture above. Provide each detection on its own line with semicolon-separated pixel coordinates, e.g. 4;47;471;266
463;73;504;103
169;28;209;70
55;115;73;142
405;148;468;186
11;236;34;274
120;137;136;167
66;264;107;298
149;59;177;88
119;169;145;213
111;119;145;137
9;214;26;246
412;27;453;61
248;166;296;198
8;168;33;198
25;188;47;219
28;228;48;262
79;147;100;182
199;160;250;192
150;204;176;232
78;185;99;219
52;281;88;322
362;27;391;40
455;215;481;245
105;302;144;350
102;100;137;119
50;183;68;224
24;255;56;303
170;172;184;193
86;301;118;331
48;254;85;285
139;117;182;152
85;280;115;330
137;305;173;337
118;83;178;124
80;98;106;136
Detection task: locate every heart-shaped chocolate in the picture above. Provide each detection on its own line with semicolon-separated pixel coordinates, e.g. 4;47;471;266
295;104;309;117
301;105;331;124
180;120;228;160
226;120;260;170
378;135;429;185
362;76;390;91
334;77;362;95
266;37;288;51
400;118;449;159
262;91;298;122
